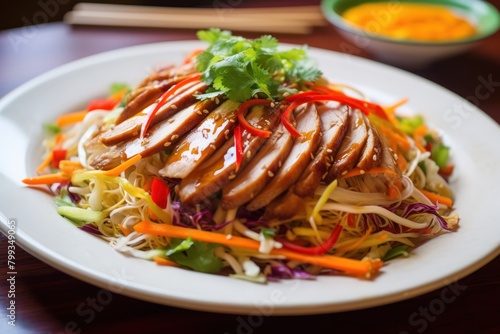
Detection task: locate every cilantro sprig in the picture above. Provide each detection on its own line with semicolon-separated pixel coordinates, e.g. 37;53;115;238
195;29;322;102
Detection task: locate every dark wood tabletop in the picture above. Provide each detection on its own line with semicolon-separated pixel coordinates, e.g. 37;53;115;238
1;1;499;333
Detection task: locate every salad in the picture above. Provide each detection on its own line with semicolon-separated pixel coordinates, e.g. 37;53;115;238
23;29;458;283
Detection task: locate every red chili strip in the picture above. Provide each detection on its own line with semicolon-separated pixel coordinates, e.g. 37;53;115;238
307;84;389;120
140;73;202;139
236;99;273;138
275;224;343;255
233;125;244;172
281;100;303;137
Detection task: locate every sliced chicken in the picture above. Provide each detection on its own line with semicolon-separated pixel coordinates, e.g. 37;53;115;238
263;190;307;220
293;103;349;198
159;100;240;179
88;101;209;169
356;115;383;171
221;121;294;210
246;103;321;211
115;76;187;124
100;82;209;146
324;108;369;182
178;104;280;206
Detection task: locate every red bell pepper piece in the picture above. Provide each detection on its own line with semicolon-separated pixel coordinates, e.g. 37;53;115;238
51;148;67;168
87;98;118;111
150;177;170;209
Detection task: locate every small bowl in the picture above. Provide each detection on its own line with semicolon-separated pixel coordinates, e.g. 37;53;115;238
321;0;500;69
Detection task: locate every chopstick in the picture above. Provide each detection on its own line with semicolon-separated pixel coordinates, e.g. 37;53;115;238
63;3;327;34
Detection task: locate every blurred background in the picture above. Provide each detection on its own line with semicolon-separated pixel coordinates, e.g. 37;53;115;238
1;0;224;30
2;0;312;31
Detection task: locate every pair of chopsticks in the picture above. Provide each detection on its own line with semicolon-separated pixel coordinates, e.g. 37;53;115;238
63;3;327;34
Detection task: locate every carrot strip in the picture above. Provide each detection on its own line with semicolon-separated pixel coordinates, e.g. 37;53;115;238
341;167;398;179
22;172;69;185
103;154;142;176
419;189;453;208
118;225;131;236
413;125;428;153
56;110;88;127
337;225;373;252
153;256;180;267
134;221;382;277
36;152;53;173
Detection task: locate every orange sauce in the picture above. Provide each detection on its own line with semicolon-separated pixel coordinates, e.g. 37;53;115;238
341;2;476;42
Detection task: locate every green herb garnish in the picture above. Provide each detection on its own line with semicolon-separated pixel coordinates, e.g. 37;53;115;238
195;28;322;102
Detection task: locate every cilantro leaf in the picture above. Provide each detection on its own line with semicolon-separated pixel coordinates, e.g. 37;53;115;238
166;238;223;274
195;28;322;102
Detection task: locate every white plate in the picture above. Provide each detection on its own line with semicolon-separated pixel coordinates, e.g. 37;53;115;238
0;41;499;315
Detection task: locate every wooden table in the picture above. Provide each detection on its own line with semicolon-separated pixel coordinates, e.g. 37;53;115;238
1;1;499;332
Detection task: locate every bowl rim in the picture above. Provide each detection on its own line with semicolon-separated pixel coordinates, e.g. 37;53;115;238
320;0;500;47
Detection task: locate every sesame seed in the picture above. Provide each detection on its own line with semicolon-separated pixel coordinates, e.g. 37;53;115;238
270;102;275;108
164;141;171;147
326;149;333;153
322;172;328;179
278;161;282;168
360;170;365;174
215;97;220;104
268;171;274;177
169;118;175;123
226;234;232;240
171;134;179;141
203;109;209;114
228;173;236;180
246;151;252;159
196;110;203;115
250;192;255;198
310;153;315;160
170;104;177;110
372;154;377;161
341;170;348;176
210;144;216;150
374;148;379;153
393;154;398;160
276;130;284;135
230;119;236;123
132;131;139;136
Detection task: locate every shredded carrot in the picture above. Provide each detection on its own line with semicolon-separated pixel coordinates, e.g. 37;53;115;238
395;151;408;172
387;178;403;200
341;167;398;179
36;133;65;172
419;189;453;208
134;221;383;277
413;125;428;153
110;88;128;101
59;160;83;175
22;172;69;185
379;125;411;151
118;225;131;236
103;154;142;176
56;110;88;127
383;98;408;126
36;152;53;173
337;225;373;252
153;256;180;267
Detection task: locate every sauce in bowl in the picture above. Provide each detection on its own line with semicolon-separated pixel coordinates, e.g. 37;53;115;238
341;2;476;42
